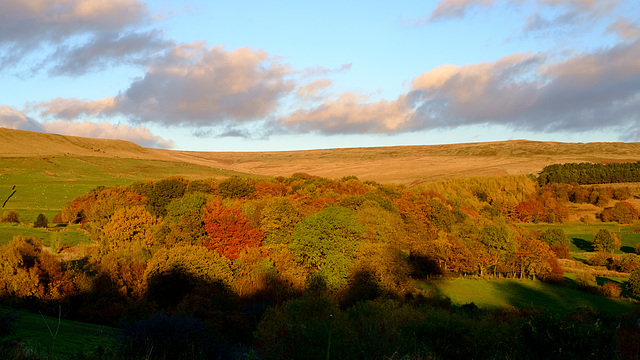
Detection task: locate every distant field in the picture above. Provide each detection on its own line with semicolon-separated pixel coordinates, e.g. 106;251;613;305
417;278;636;317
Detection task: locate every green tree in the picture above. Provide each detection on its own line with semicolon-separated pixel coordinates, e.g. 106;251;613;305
218;176;255;199
628;267;640;298
290;206;365;289
33;213;48;228
592;229;619;253
539;228;569;247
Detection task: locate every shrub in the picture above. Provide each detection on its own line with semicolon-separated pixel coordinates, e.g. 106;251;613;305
599;282;622;298
33;213;48;228
1;210;19;223
575;271;596;287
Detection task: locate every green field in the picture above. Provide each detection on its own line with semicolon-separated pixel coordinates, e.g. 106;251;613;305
519;222;640;255
0;156;246;213
2;308;118;358
0;224;90;249
417;278;637;317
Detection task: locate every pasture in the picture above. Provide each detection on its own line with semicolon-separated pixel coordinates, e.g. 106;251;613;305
417;278;635;317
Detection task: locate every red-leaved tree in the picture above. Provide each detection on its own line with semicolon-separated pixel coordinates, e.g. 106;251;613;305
202;198;264;259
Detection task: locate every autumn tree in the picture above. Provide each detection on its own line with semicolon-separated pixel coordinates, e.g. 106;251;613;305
202;198;264;259
218;176;255;199
101;205;160;253
146;178;188;217
290;206;365;289
260;197;301;245
155;193;209;247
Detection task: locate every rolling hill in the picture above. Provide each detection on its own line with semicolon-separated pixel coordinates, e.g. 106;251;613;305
3;127;640;185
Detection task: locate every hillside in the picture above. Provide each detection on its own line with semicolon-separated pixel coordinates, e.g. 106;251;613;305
4;127;640;185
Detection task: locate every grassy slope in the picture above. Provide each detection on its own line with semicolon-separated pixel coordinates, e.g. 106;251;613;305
417;278;635;317
4;308;118;358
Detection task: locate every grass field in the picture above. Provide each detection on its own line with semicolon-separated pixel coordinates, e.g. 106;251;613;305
416;278;637;317
519;221;640;255
2;308;118;358
0;156;246;213
0;223;89;249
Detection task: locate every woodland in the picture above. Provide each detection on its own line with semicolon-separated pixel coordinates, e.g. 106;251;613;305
2;162;640;358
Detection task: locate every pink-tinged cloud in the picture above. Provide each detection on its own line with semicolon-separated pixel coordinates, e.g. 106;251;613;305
281;92;413;134
409;40;640;134
0;105;173;148
33;43;296;125
607;17;640;40
296;79;333;100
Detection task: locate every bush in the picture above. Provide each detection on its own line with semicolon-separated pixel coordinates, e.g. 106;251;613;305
33;213;48;228
1;210;19;223
599;282;622;298
575;271;596;287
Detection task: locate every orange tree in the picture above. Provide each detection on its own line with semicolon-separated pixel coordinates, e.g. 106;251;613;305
202;198;264;259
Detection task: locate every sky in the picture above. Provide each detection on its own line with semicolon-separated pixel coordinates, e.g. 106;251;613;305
1;0;639;151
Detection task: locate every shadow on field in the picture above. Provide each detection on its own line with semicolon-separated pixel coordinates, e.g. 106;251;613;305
620;245;635;253
572;237;593;251
490;280;615;315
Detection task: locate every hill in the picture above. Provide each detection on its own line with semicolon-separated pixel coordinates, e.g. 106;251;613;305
4;127;640;185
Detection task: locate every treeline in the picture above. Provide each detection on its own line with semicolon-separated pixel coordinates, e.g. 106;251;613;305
538;161;640;185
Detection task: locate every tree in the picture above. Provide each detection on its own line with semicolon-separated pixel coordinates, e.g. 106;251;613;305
628;267;640;298
33;213;48;228
539;228;569;247
592;229;619;253
202;198;264;259
101;205;160;252
290;206;365;289
218;176;255;199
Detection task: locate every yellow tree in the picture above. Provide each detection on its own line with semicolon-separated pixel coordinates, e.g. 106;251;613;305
101;205;160;253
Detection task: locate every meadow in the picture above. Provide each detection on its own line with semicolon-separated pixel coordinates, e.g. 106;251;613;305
2;308;117;358
416;278;635;317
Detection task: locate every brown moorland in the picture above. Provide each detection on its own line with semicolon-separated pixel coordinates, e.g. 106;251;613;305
3;127;640;185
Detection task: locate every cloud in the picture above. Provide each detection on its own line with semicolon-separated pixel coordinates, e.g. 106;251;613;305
422;0;497;23
296;79;333;100
521;0;618;36
422;0;619;35
0;105;173;148
32;43;296;125
0;106;44;132
409;40;640;135
0;0;165;75
607;17;640;40
280;39;640;139
44;30;173;76
281;92;413;134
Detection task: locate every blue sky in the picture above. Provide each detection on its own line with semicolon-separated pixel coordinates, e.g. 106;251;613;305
1;0;639;151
